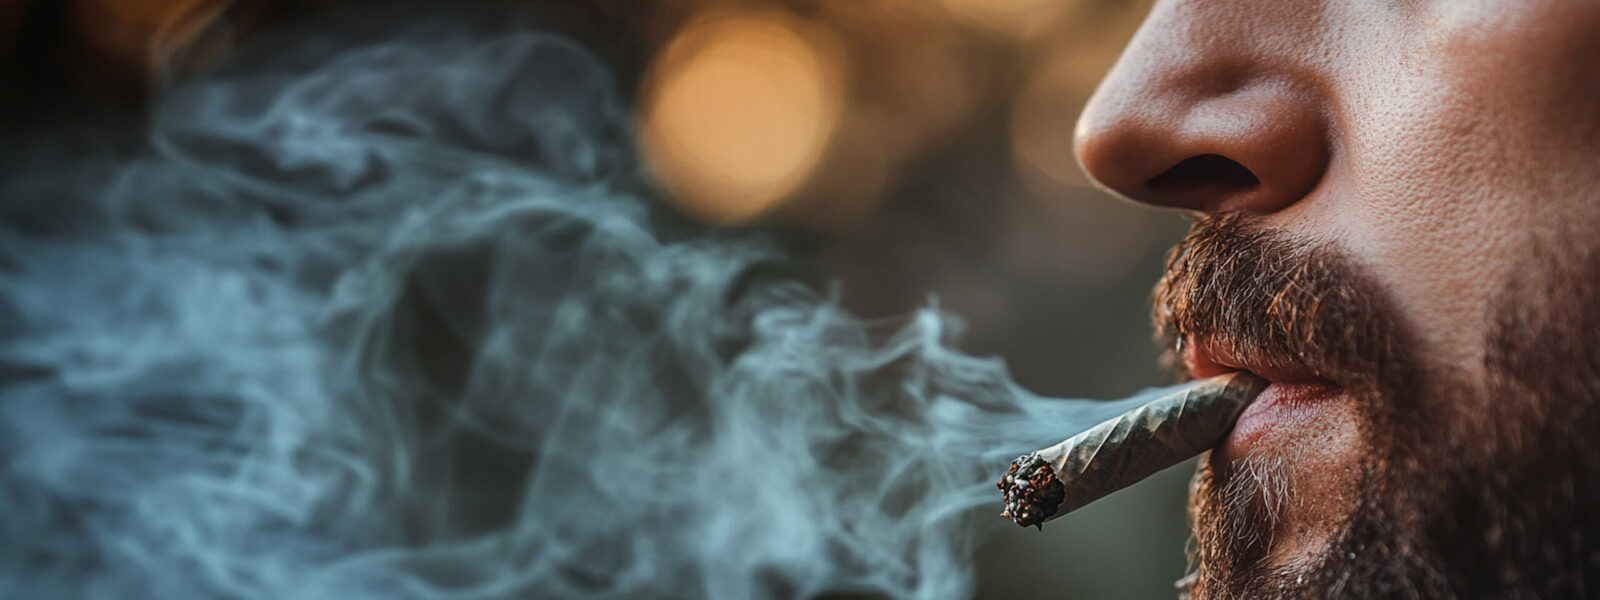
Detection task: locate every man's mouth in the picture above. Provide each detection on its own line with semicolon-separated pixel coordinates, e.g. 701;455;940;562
1182;336;1342;460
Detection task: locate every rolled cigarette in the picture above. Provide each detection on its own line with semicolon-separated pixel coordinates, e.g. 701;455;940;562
997;372;1268;529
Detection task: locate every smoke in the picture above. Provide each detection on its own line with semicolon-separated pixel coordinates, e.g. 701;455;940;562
0;11;1183;599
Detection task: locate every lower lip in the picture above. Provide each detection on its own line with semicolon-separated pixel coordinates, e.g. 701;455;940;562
1219;381;1342;459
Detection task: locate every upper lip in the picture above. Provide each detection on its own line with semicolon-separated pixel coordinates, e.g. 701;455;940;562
1182;335;1329;385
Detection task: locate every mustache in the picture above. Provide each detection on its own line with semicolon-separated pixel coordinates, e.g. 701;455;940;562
1152;214;1406;395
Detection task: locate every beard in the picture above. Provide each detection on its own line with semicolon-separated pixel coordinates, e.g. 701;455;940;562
1157;215;1600;599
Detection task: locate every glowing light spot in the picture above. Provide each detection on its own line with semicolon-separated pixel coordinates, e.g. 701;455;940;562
640;12;845;225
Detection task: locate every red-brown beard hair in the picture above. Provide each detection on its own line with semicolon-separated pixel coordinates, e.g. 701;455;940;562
1156;214;1600;598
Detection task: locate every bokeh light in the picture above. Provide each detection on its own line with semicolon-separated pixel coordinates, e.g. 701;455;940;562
639;10;845;225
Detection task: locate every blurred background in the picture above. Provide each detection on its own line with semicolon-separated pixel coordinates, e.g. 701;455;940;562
1;0;1198;597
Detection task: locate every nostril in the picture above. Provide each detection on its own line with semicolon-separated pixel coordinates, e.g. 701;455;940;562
1146;154;1259;193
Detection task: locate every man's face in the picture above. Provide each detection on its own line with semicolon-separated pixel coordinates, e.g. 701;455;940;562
1074;1;1600;596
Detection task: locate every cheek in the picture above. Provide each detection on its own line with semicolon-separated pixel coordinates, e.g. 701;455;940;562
1343;87;1513;377
1299;3;1600;386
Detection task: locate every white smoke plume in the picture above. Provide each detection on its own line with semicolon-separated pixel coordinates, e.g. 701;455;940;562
0;9;1181;599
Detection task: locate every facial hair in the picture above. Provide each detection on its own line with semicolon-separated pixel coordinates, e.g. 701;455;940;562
1419;231;1600;597
1157;215;1600;599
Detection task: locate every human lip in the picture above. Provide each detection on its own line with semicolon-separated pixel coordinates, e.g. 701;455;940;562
1181;336;1324;384
1182;336;1341;458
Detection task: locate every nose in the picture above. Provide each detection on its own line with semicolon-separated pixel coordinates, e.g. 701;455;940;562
1073;3;1330;215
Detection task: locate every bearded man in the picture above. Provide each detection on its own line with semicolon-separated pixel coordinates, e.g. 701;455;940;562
1072;1;1600;597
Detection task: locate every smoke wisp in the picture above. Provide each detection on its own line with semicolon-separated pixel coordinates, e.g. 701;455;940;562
0;13;1185;599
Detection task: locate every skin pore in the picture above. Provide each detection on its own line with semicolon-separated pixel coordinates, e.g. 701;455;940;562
1072;0;1600;597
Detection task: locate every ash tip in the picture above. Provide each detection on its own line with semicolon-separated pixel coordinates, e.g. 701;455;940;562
996;453;1065;529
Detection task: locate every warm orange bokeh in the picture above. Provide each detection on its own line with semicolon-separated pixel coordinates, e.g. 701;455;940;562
639;10;845;225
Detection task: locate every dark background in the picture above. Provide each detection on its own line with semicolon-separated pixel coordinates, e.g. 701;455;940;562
2;1;1195;597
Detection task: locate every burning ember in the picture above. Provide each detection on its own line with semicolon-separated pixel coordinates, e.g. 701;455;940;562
997;453;1066;529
